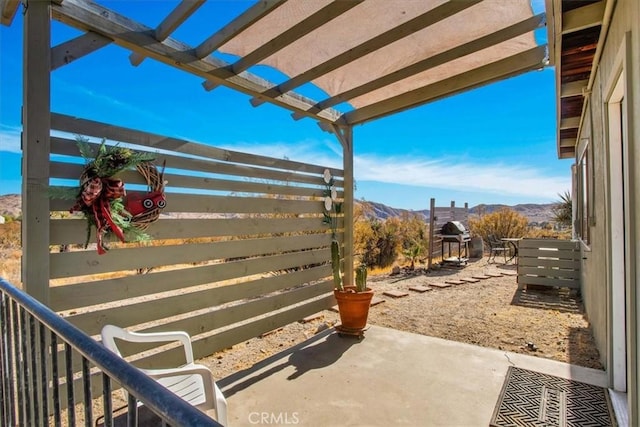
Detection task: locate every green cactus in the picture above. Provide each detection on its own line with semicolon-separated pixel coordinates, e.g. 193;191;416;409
331;239;343;291
355;263;367;292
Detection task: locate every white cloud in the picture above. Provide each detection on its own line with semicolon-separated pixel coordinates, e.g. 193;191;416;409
56;78;166;123
216;139;569;201
0;125;21;153
218;138;343;169
354;154;569;200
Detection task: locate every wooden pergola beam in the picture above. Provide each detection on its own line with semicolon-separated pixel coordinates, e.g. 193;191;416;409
51;0;343;124
195;0;286;59
262;0;482;98
200;0;288;91
51;31;112;70
310;13;545;113
0;0;20;26
343;45;548;125
130;0;205;66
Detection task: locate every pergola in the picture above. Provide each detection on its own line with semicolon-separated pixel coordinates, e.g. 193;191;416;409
1;0;548;299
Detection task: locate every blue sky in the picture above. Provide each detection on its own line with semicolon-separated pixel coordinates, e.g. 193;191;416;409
0;0;570;210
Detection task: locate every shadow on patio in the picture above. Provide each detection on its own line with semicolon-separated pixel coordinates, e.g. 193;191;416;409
217;325;608;426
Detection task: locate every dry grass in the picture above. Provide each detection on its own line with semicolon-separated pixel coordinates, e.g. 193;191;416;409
0;222;21;287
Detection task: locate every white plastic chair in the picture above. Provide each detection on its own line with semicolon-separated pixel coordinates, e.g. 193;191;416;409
100;325;228;426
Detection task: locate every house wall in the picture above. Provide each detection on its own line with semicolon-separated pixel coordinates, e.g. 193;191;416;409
577;105;608;367
577;0;639;421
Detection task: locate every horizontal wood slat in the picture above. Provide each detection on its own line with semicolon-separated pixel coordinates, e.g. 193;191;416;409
51;113;343;178
518;238;580;250
517;239;580;290
132;295;334;370
51;192;327;214
518;257;580;269
50;160;339;198
51;254;330;312
517;275;581;289
51;233;332;278
113;281;334;357
518;266;580;279
50;216;337;245
75;295;335;402
518;248;579;260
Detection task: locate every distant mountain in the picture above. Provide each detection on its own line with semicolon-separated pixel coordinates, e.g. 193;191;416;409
469;203;556;224
357;200;429;221
358;200;556;224
0;194;557;224
0;194;20;218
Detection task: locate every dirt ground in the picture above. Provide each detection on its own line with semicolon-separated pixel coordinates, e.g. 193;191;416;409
203;257;604;379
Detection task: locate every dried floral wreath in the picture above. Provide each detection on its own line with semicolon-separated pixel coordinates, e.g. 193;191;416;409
51;136;166;254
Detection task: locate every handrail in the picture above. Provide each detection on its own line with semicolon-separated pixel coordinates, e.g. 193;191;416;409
0;278;222;426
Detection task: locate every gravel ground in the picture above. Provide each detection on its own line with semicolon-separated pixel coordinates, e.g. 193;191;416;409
203;258;603;379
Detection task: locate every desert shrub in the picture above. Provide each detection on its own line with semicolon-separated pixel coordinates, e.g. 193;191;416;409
526;227;571;240
395;213;428;269
0;221;21;249
354;211;428;269
354;217;401;269
552;191;572;228
468;207;528;243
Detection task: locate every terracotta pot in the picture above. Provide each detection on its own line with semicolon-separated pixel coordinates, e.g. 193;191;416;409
334;286;374;332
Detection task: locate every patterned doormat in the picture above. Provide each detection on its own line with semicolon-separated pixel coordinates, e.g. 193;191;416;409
490;367;616;427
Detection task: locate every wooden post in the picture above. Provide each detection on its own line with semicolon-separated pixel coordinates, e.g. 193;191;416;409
427;198;436;270
332;124;354;287
22;0;51;303
341;126;354;288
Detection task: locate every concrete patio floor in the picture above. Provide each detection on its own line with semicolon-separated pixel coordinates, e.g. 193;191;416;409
218;325;608;427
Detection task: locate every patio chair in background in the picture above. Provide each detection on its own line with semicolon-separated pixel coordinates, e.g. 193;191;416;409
487;234;509;264
101;325;228;426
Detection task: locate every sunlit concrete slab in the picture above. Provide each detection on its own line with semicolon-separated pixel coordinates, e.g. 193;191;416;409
218;325;607;426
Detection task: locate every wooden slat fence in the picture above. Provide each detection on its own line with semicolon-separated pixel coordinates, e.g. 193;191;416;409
46;113;342;398
427;199;469;269
517;238;581;289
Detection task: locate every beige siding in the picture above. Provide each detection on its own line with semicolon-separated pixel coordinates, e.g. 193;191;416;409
576;0;639;421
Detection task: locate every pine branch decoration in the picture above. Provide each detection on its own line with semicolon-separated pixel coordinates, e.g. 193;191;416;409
57;135;166;254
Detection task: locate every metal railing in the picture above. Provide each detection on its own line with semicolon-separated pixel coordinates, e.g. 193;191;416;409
0;278;222;426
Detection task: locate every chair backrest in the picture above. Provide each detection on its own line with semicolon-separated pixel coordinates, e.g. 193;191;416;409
100;325;195;365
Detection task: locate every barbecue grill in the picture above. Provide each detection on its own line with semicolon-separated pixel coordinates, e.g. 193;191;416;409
440;221;471;265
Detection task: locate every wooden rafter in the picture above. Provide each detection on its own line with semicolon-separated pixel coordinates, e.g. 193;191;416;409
562;0;604;34
196;0;287;59
51;31;112;70
560;116;580;129
343;45;548;125
130;0;205;66
0;0;20;26
307;13;546;114
258;0;482;99
51;0;343;124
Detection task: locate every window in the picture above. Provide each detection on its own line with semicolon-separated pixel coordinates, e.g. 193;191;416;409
576;143;590;244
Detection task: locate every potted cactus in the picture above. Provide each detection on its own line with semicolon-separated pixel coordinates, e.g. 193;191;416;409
322;169;374;334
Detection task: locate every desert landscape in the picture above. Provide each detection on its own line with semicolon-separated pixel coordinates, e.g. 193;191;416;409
204;258;602;380
0;194;601;379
